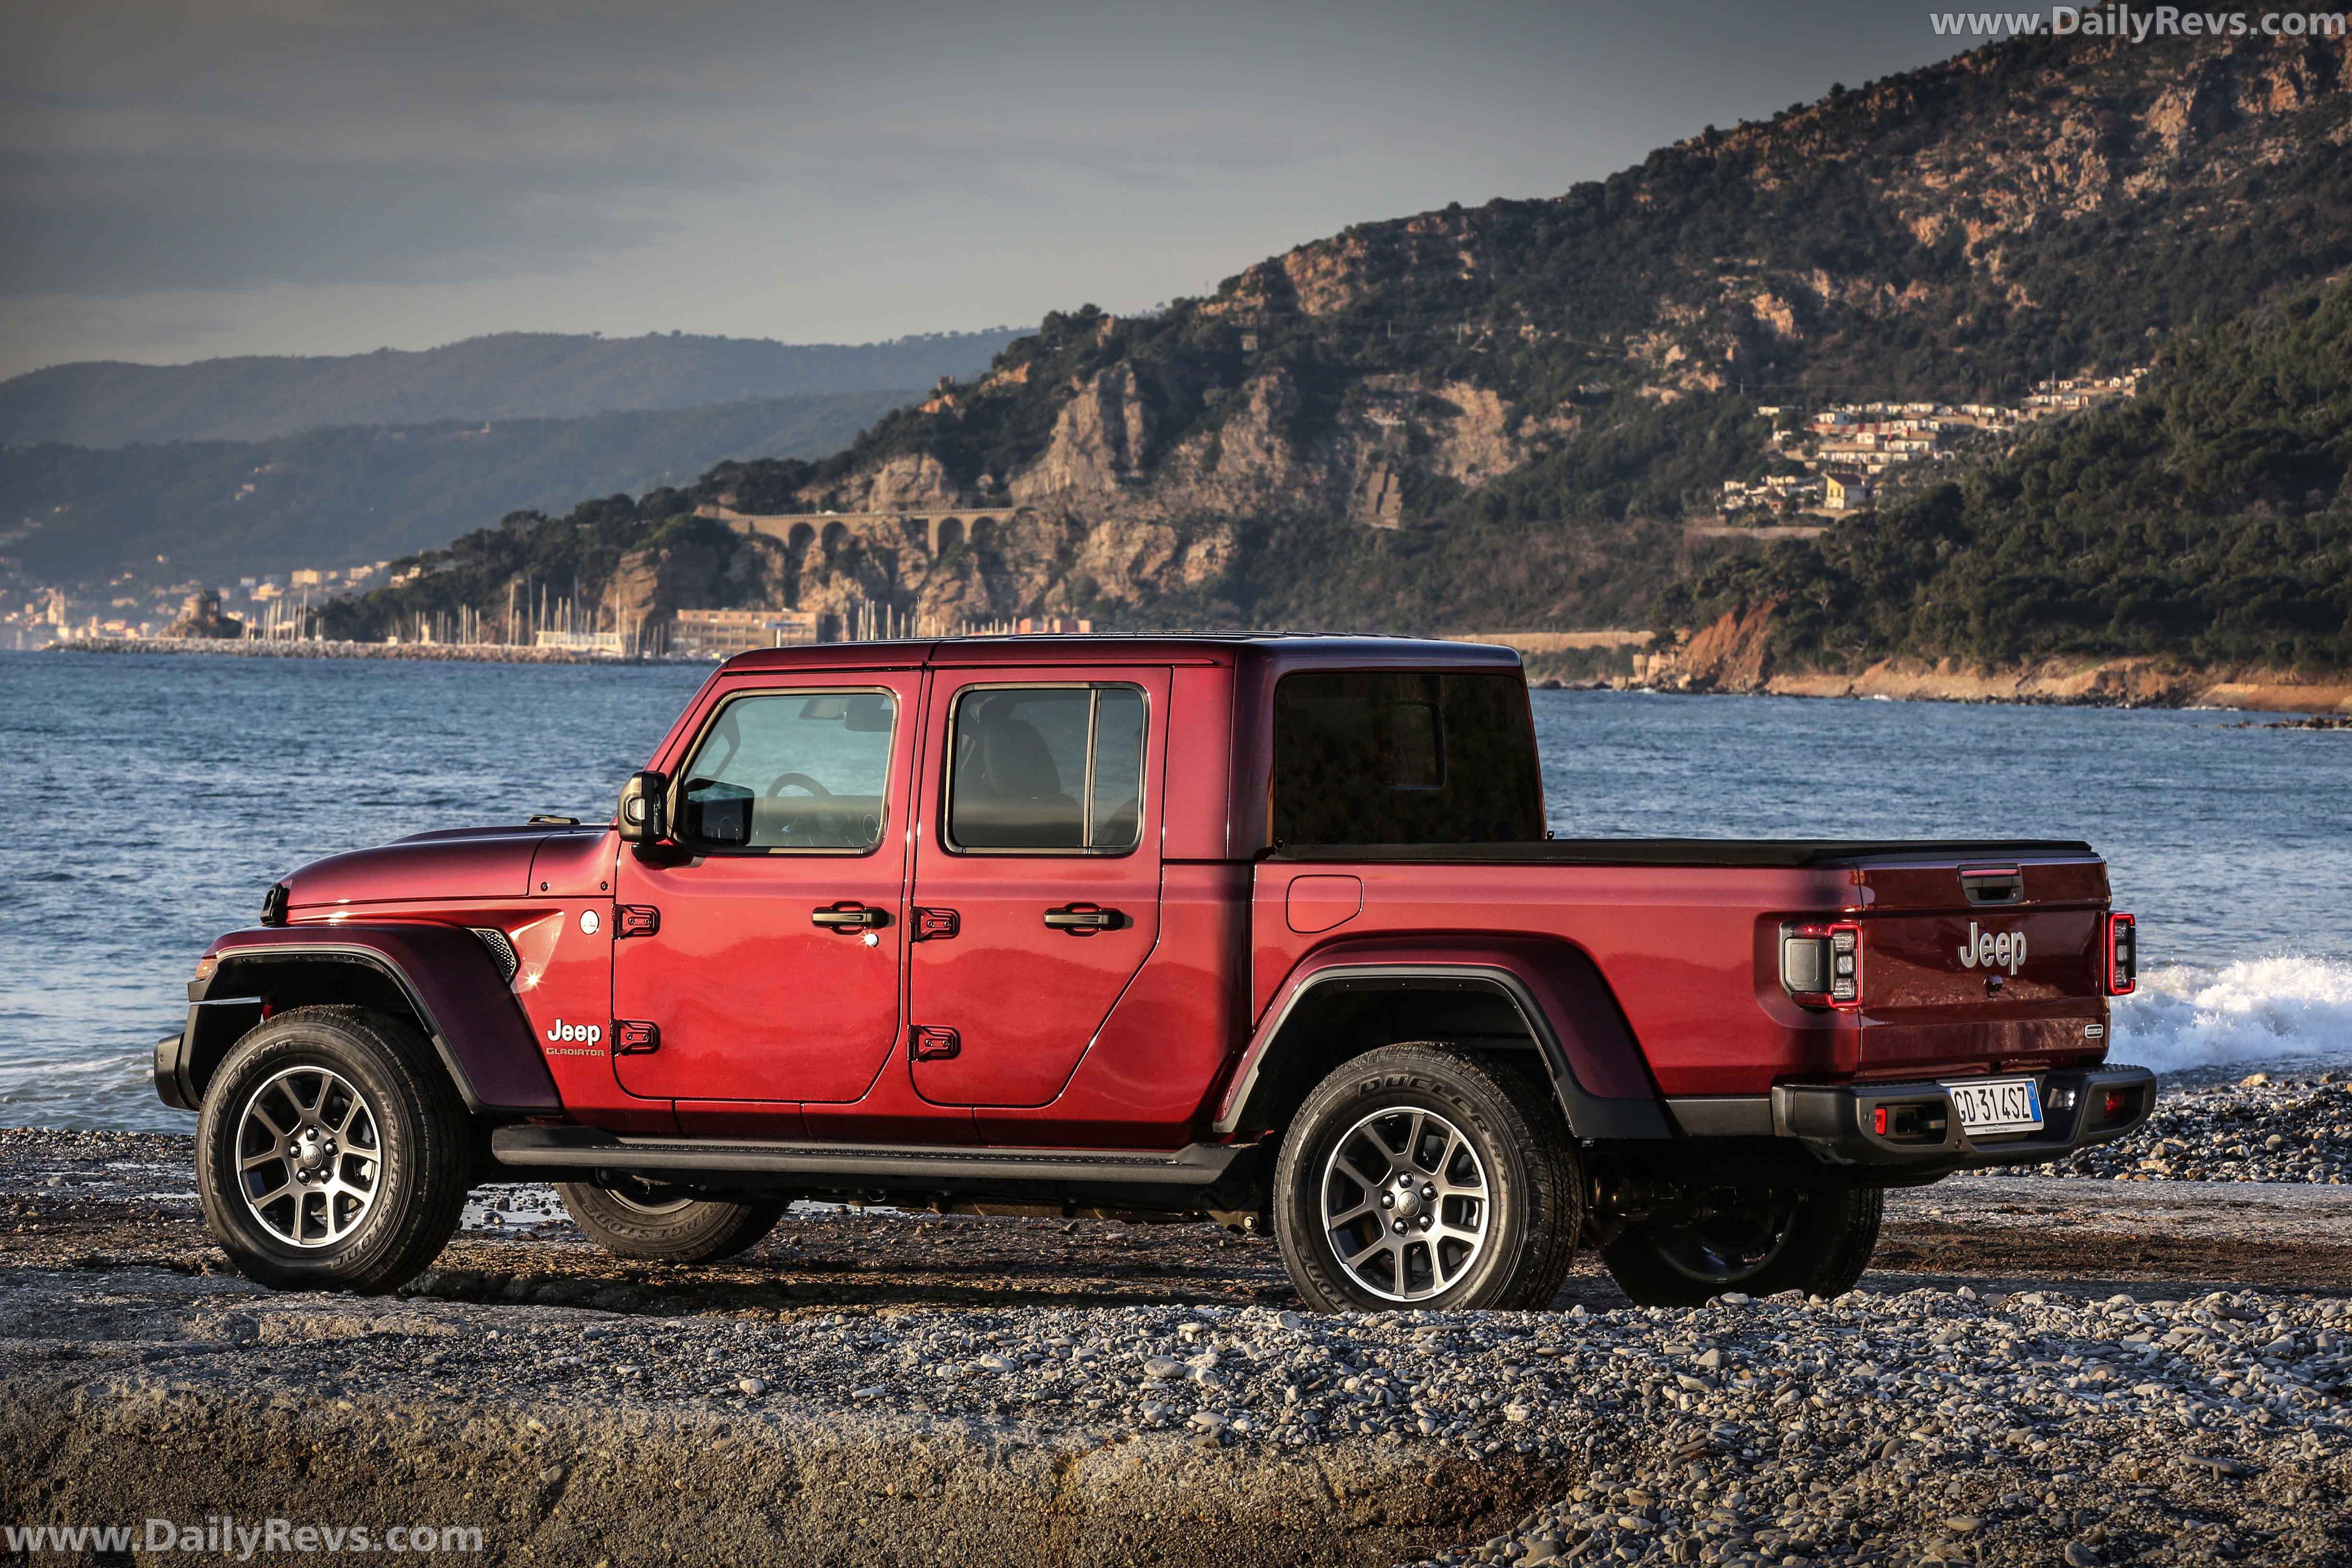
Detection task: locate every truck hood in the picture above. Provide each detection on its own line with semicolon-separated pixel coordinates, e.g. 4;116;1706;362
285;825;571;911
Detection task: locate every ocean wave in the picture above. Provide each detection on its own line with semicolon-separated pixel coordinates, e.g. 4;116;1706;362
2113;956;2352;1075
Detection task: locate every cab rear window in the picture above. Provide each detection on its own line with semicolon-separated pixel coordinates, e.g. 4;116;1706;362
1271;671;1543;846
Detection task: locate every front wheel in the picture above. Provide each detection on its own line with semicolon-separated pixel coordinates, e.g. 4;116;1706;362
1274;1044;1582;1312
1600;1186;1883;1307
556;1178;785;1262
196;1005;473;1294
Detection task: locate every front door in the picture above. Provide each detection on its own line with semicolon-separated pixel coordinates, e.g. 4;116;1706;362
908;668;1168;1108
613;674;920;1104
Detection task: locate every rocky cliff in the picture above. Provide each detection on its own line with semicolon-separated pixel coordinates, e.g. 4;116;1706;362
713;24;2351;635
335;23;2352;648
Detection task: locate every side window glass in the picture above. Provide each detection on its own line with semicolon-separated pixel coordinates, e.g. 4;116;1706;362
1089;687;1145;850
677;690;896;851
948;685;1147;853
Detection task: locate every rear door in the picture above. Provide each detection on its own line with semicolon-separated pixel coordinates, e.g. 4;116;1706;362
907;667;1169;1108
612;674;920;1105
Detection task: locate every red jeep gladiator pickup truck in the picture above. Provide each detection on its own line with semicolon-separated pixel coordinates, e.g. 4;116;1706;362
157;635;2153;1310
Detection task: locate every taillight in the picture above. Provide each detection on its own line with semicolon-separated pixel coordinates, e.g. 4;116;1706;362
2104;912;2136;996
1781;920;1862;1010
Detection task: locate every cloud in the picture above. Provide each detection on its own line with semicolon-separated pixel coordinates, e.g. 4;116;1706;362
0;0;1994;366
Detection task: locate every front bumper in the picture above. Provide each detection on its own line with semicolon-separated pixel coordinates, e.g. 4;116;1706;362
1771;1063;2156;1171
151;996;269;1113
153;1030;195;1111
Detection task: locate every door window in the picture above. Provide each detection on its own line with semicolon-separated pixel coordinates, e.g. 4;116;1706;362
674;689;897;851
945;685;1146;853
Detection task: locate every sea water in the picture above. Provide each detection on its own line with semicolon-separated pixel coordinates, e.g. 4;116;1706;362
4;650;2346;1129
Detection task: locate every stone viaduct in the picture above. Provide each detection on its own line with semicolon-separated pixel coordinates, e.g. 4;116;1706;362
694;502;1026;560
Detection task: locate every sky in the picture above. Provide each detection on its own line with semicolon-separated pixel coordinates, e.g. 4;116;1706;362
0;0;1986;377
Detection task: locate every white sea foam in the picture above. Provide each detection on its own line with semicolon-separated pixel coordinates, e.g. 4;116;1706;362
2112;956;2352;1075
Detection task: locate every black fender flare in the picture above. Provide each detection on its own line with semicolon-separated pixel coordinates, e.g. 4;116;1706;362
1213;936;1673;1142
167;924;562;1116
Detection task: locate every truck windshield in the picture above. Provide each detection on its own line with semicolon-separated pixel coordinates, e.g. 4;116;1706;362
1271;671;1544;846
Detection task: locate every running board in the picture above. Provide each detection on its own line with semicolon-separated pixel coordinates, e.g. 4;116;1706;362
489;1125;1247;1188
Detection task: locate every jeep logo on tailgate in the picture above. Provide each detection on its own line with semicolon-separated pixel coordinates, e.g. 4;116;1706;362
1957;921;2028;975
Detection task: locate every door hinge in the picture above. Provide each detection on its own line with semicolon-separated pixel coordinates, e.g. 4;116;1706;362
615;905;660;939
909;1025;960;1061
912;906;961;942
614;1020;660;1054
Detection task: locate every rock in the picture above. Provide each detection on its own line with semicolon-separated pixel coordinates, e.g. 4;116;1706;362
2064;1542;2102;1567
736;1377;767;1396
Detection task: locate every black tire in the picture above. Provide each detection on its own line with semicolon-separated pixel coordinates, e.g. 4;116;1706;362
1601;1186;1884;1307
1274;1043;1581;1313
556;1178;784;1262
196;1005;473;1294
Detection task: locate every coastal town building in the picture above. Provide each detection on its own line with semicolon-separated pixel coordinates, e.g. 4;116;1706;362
668;607;823;659
1823;471;1874;512
1718;367;2144;519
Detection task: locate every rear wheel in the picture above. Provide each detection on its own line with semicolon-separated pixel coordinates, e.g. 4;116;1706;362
1274;1044;1581;1312
556;1177;785;1262
1600;1186;1883;1307
196;1005;472;1294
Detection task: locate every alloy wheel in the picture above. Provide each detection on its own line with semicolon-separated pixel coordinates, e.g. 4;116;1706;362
1649;1199;1804;1285
1321;1105;1490;1301
236;1065;382;1248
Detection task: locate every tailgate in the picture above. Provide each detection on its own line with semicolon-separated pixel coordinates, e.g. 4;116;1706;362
1849;856;2112;1080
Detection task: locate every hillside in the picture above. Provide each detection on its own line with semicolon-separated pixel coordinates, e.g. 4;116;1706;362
0;390;911;584
1657;276;2352;685
0;330;1019;447
323;24;2352;661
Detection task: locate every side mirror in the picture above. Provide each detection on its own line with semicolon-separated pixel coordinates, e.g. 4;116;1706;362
617;771;667;843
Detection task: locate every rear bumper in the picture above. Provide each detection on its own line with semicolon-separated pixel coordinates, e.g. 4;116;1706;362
1769;1063;2156;1172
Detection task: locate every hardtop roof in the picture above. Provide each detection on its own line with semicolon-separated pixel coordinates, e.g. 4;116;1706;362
716;633;1523;675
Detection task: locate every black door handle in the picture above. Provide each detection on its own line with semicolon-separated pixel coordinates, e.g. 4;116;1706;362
1043;905;1124;933
811;903;888;931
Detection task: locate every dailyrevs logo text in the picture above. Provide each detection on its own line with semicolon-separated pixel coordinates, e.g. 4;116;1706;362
1930;7;2347;38
3;1518;483;1558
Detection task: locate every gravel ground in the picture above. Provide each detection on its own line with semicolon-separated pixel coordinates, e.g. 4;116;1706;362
1995;1073;2352;1184
12;1124;2352;1565
9;1257;2352;1564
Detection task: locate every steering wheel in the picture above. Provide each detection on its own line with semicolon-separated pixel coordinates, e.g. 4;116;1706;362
765;772;833;799
764;772;848;844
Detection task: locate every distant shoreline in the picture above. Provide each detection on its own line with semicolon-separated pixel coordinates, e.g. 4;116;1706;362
1678;660;2352;717
42;637;711;665
40;636;2352;715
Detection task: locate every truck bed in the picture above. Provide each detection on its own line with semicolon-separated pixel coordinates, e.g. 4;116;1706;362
1270;838;2097;869
1255;838;2113;1096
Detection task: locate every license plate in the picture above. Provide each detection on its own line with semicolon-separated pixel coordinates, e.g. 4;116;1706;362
1944;1076;2043;1135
